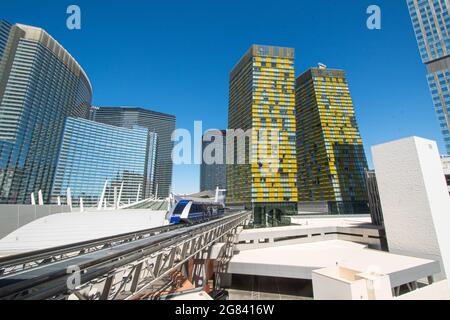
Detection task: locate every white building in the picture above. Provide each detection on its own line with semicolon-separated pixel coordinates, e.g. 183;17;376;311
226;219;440;299
225;136;450;300
372;137;450;281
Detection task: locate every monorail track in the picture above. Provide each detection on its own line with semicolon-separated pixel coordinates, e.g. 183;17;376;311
0;211;250;300
0;222;185;276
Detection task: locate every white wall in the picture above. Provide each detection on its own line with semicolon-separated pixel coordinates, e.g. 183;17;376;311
372;137;450;281
312;267;393;300
0;204;71;239
312;272;365;300
356;274;392;300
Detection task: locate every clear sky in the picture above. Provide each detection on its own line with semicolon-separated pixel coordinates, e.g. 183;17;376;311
2;0;444;194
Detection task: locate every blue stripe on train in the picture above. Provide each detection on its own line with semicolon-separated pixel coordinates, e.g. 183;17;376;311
170;216;181;224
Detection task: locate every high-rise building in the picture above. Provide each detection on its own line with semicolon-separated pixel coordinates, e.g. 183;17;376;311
0;21;92;204
227;45;298;227
51;118;157;207
91;107;176;198
200;130;227;191
407;0;450;154
295;66;369;214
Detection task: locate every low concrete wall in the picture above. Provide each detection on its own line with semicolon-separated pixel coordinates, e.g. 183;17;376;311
0;205;71;239
236;225;384;251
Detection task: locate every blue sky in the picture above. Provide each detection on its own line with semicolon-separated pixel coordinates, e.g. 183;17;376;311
3;0;444;194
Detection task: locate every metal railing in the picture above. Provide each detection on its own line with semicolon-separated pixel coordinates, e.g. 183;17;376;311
0;223;184;276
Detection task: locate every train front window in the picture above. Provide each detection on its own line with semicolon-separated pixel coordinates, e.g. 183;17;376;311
173;201;189;215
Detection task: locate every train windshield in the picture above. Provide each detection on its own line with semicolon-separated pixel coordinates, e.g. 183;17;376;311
172;200;190;215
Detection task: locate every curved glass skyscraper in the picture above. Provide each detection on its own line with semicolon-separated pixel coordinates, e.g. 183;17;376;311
51;118;157;207
0;21;92;203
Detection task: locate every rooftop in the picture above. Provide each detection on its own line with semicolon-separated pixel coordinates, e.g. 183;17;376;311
94;106;176;119
229;240;440;288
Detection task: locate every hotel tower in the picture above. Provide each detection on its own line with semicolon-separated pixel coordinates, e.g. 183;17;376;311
0;21;92;204
295;65;369;214
227;45;298;227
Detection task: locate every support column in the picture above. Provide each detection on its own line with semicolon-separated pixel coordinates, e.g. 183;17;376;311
191;250;209;289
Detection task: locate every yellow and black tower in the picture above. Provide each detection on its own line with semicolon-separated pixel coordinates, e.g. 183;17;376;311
227;45;298;226
295;65;369;214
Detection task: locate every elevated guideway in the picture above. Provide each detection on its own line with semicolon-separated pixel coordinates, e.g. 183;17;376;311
120;198;169;211
0;211;250;300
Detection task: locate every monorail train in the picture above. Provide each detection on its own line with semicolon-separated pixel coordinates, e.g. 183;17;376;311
169;200;225;224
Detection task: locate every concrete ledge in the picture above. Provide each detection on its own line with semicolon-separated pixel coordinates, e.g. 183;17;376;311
236;222;383;251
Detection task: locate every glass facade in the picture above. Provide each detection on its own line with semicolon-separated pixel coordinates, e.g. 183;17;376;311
91;107;176;198
407;0;449;64
51;118;157;207
426;61;450;153
227;45;298;226
407;0;450;154
0;21;92;204
200;130;227;191
296;67;369;214
0;20;11;61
